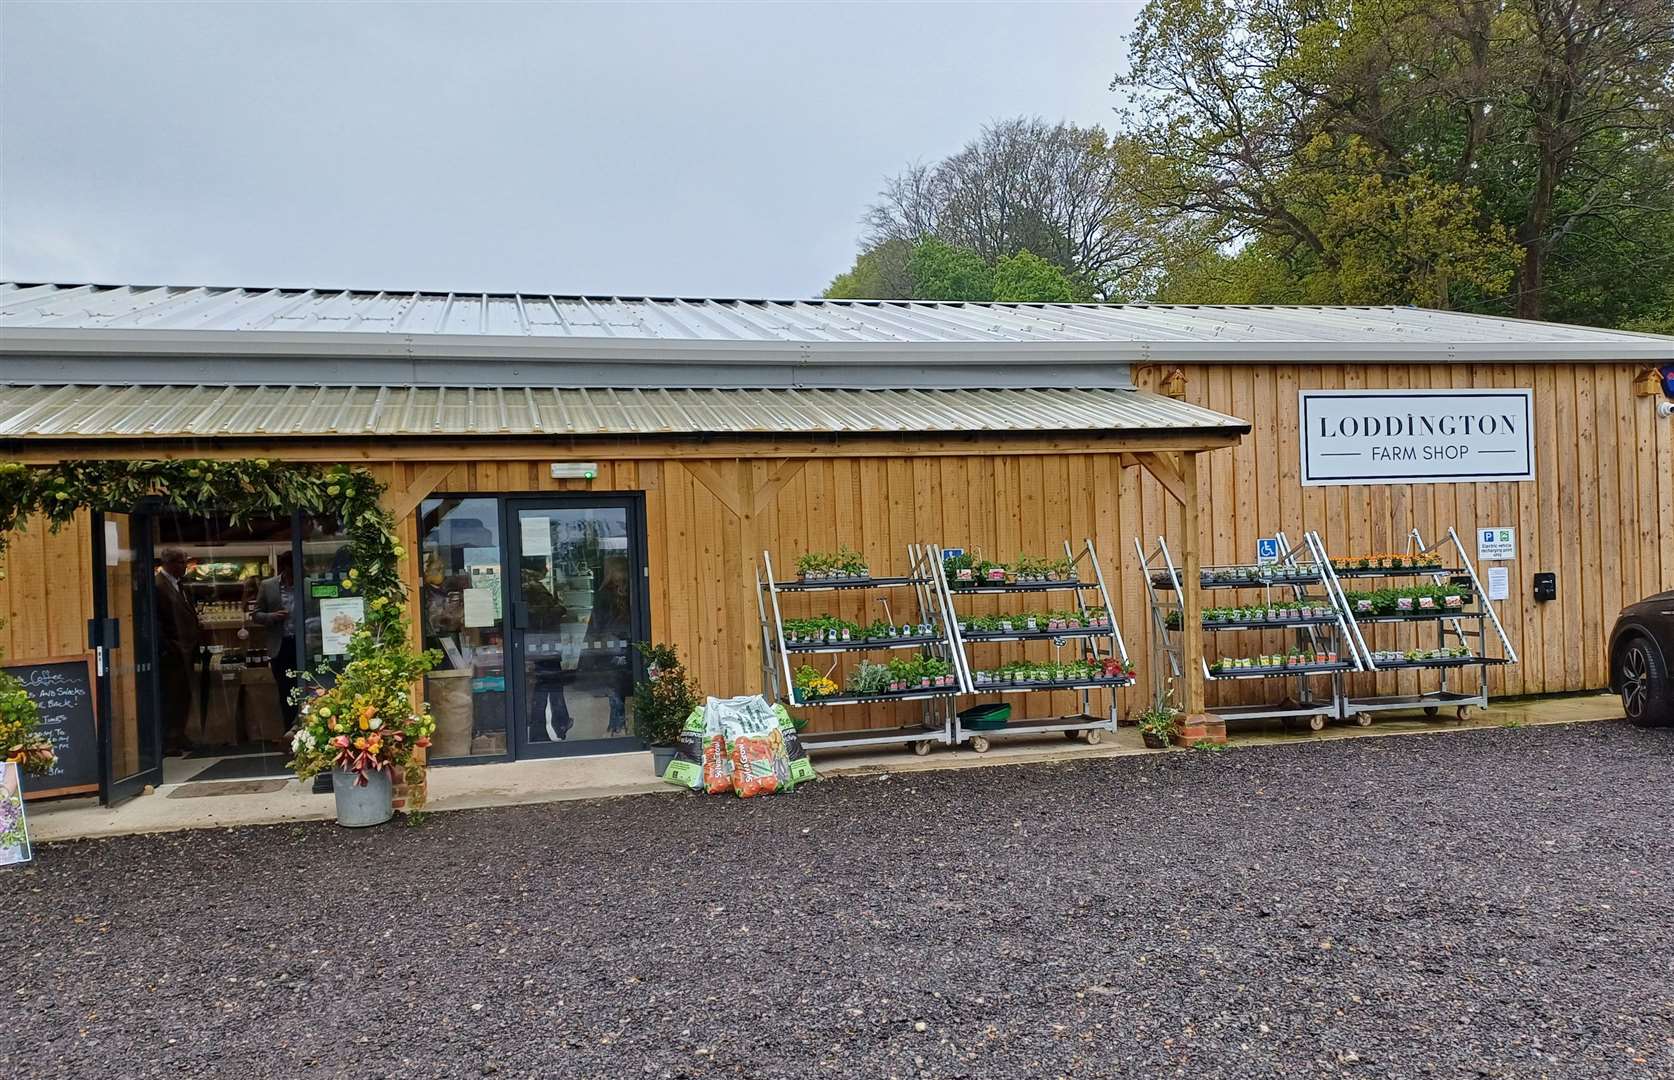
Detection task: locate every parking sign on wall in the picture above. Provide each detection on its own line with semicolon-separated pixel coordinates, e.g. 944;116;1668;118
1477;528;1516;561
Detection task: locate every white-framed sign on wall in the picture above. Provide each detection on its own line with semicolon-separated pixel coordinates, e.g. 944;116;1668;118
1299;388;1534;487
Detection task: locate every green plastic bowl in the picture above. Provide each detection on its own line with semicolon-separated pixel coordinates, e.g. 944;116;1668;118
958;703;1012;730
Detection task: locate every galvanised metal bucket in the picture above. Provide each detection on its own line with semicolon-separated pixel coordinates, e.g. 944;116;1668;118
332;767;393;827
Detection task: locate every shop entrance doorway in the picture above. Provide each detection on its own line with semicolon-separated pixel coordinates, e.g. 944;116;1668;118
89;508;354;804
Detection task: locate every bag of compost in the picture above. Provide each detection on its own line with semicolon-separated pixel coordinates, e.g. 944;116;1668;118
705;694;792;798
661;705;707;790
771;703;817;787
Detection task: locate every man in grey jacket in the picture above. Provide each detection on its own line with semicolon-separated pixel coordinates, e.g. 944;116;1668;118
252;560;298;726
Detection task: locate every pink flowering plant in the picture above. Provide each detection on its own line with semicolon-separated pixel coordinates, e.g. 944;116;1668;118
287;614;439;796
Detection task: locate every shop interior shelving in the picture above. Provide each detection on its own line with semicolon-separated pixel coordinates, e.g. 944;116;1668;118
1137;530;1365;731
756;545;956;754
1332;526;1518;723
931;539;1132;753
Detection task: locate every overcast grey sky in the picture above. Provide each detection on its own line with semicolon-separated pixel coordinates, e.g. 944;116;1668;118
1;1;1138;297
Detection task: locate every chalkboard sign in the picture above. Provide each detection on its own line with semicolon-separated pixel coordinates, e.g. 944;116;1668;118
2;656;98;799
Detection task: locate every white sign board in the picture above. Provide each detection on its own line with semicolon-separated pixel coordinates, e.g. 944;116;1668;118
1299;389;1534;486
1485;566;1510;602
1477;527;1516;561
1256;538;1279;565
319;596;366;656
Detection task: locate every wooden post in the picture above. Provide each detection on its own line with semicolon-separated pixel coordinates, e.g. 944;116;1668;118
1180;451;1204;715
1176;450;1226;746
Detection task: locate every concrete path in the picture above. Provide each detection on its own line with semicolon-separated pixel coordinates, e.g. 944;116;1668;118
23;691;1624;842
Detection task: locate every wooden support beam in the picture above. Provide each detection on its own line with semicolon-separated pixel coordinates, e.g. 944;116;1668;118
382;462;453;520
1133;451;1187;505
1174;449;1224;746
1180;450;1206;717
682;460;746;518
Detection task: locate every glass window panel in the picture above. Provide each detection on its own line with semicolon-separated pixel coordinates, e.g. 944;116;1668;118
514;505;635;749
418;498;508;758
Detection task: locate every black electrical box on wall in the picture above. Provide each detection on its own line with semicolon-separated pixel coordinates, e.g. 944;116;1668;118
1533;573;1557;602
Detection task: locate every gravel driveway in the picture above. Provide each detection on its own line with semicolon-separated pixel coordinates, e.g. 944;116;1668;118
4;720;1671;1079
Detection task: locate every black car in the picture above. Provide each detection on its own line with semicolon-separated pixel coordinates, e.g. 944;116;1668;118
1610;591;1674;725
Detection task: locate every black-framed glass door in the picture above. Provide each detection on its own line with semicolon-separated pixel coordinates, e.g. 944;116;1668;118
505;495;648;759
92;511;162;806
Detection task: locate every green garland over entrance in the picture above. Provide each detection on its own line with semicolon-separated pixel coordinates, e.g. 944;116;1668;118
0;459;409;641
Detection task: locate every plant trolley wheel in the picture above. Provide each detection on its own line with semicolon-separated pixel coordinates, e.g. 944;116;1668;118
1355;713;1373;727
1423;706;1440;717
1308;714;1328;732
912;740;933;757
1082;728;1103;746
1455;706;1471;722
968;735;991;754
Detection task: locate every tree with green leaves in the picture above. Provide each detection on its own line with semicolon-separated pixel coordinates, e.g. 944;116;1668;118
827;118;1140;300
1116;0;1674;323
824;236;1089;303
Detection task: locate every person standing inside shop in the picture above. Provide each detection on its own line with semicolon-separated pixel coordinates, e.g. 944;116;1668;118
254;559;298;726
153;547;201;755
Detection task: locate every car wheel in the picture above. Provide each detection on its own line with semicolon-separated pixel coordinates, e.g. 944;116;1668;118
1617;637;1670;727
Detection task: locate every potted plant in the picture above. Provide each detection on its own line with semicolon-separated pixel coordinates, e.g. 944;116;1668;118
793;664;838;702
288;622;439;827
1135;699;1179;749
0;667;56;780
632;642;701;777
944;551;976;585
796;552;827;582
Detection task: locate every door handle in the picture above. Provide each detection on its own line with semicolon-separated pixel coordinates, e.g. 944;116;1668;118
510;602;529;630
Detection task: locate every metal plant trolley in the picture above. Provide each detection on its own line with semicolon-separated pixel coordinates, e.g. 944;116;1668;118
1330;527;1518;723
756;545;956;754
932;539;1133;753
1136;531;1365;731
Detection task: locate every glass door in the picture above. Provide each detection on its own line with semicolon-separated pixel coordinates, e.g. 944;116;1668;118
93;512;162;805
506;496;647;758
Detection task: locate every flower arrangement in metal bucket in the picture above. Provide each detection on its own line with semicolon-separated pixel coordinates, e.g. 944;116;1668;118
287;614;440;794
0;669;54;775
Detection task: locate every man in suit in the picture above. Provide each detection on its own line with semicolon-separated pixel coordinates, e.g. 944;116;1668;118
153;547;201;755
253;559;298;727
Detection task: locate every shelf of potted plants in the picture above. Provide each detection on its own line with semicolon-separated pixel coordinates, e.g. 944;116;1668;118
756;545;959;755
1328;550;1456;579
774;546;933;592
933;540;1133;753
1333;526;1520;726
956;607;1117;643
1148;561;1324;591
1136;529;1362;733
777;615;946;654
943;552;1093;593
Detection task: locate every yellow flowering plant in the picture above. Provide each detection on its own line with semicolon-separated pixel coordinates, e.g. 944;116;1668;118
0;668;54;775
287;617;440;796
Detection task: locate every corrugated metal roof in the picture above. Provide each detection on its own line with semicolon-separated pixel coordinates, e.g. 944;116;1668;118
0;384;1248;439
2;283;1668;364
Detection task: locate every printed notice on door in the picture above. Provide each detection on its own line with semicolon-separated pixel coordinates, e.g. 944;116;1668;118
520;516;553;557
319;596;366;656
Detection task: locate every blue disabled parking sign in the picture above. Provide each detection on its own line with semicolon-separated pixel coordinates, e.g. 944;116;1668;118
1256;538;1280;565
